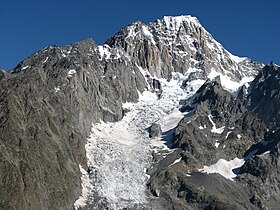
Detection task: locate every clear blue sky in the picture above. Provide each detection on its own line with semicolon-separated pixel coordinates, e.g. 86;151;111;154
0;0;279;70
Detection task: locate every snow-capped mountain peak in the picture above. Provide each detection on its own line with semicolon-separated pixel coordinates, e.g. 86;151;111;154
106;15;263;82
158;15;200;31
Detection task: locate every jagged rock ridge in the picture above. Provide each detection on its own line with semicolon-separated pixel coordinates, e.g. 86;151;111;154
106;15;262;80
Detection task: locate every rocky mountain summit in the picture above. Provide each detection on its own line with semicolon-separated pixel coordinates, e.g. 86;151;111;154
106;15;262;80
0;15;279;210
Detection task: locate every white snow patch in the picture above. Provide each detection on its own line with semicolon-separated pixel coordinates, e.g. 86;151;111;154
162;15;199;31
43;57;49;63
226;131;232;139
200;125;207;129
68;69;76;76
208;69;254;93
54;86;61;93
98;45;111;60
142;26;156;45
215;140;220;148
208;115;225;134
169;157;182;167
228;53;247;64
199;158;245;181
259;151;270;156
22;66;29;70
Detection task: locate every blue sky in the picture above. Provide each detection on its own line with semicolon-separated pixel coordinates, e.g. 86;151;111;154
0;0;279;70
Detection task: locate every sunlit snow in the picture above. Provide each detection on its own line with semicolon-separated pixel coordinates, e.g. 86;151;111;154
169;157;182;167
208;69;254;93
214;140;220;148
228;53;247;64
68;69;76;76
54;86;61;93
162;15;199;31
43;57;49;63
199;158;245;181
98;45;111;60
208;114;225;134
22;66;29;70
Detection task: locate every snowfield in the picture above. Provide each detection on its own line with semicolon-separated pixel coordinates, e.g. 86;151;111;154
199;158;245;181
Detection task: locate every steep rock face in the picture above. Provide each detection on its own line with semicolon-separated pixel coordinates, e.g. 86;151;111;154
0;39;147;210
106;16;262;80
248;62;280;129
0;69;86;210
237;129;280;210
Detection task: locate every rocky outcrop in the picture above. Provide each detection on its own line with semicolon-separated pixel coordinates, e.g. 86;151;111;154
149;123;162;138
237;129;280;210
248;62;280;129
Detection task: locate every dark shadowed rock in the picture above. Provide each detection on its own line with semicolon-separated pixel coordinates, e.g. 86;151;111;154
248;63;280;129
149;122;162;138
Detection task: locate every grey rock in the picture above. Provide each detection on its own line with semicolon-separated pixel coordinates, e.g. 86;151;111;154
148;167;257;210
237;129;280;209
248;63;280;129
148;78;162;98
149;122;162;138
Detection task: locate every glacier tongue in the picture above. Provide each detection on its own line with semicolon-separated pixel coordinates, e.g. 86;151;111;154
75;72;204;209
